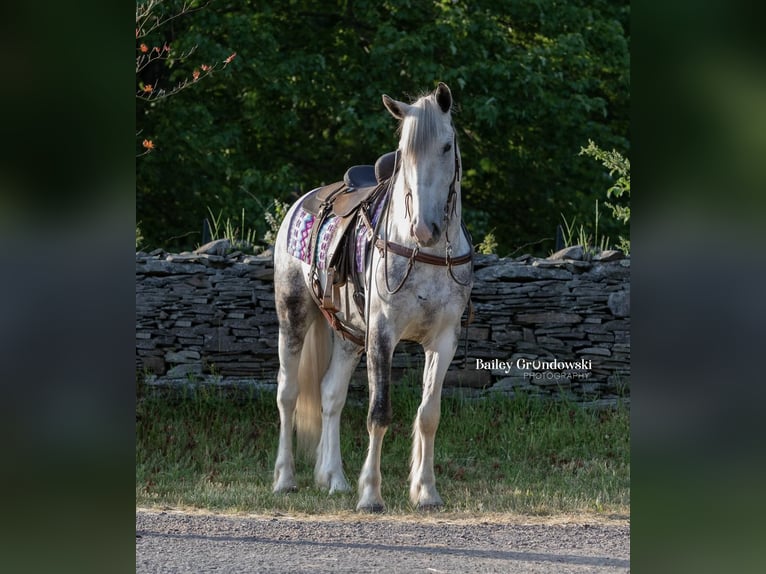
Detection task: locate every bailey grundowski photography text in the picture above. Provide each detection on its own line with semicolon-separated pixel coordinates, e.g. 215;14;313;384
475;357;593;380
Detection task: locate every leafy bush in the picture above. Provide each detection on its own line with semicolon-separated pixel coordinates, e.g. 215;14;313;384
477;231;498;255
579;140;631;253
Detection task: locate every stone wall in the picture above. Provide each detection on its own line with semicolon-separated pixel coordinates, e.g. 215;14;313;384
136;244;630;407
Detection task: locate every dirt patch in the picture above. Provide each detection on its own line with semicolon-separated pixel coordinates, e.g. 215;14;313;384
137;507;630;573
138;505;629;527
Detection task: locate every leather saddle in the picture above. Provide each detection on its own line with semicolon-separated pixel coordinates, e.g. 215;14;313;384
302;151;396;217
299;151;397;342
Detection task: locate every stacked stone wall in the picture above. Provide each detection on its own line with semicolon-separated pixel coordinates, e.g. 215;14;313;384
136;245;629;407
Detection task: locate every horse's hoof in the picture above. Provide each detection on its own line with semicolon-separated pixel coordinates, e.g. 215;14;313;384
318;471;351;494
357;503;386;513
328;480;351;495
273;483;298;494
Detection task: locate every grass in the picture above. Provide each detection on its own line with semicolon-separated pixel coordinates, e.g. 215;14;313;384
559;201;612;257
204;206;260;253
136;378;629;518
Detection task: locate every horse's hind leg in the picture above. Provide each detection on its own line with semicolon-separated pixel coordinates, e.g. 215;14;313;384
273;312;307;492
315;338;361;493
410;328;459;509
273;266;317;493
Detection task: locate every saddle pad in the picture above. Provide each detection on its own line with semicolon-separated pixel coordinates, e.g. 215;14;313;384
286;186;388;273
286;204;339;270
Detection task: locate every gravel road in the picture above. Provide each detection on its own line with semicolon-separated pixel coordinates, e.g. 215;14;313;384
136;508;629;573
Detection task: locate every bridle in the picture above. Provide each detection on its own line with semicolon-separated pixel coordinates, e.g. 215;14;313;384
373;132;474;295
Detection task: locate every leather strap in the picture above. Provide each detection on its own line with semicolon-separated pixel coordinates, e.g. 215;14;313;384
318;305;366;347
374;238;473;266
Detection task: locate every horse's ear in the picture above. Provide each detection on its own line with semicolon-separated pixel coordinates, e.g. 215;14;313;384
382;94;408;120
435;82;452;113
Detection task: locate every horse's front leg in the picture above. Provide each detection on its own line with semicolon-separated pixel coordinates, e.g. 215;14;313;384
315;337;361;494
357;324;394;512
410;329;459;509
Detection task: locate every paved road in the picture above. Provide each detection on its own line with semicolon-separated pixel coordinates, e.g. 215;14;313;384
136;509;629;573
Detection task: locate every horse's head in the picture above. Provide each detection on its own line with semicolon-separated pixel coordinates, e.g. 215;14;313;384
382;82;458;248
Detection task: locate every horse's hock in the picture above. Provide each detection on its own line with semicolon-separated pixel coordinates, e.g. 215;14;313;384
136;245;630;408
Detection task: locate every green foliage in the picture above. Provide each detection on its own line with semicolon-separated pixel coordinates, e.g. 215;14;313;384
136;382;630;515
559;201;612;256
579;140;631;223
477;230;498;255
137;1;630;255
205;206;260;253
263;199;290;246
579;139;630;253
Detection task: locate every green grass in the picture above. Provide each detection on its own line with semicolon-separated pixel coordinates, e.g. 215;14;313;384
136;379;629;517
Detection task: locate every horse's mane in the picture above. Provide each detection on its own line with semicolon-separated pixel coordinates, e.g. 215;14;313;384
399;92;450;160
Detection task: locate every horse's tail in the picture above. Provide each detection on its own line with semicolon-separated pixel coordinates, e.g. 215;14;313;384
295;318;331;459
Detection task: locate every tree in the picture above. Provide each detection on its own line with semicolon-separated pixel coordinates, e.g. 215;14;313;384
136;0;629;255
136;0;238;246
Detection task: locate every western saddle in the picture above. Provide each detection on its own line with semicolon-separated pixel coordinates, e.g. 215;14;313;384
300;151;397;346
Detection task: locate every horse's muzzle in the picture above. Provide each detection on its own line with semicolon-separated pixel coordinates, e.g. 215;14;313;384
411;220;441;247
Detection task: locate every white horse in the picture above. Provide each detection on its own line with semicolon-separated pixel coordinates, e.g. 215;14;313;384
272;82;473;511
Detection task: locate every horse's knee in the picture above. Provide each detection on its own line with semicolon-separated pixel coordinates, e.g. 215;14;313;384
368;393;392;429
416;403;440;434
321;397;345;419
321;382;348;417
276;378;299;406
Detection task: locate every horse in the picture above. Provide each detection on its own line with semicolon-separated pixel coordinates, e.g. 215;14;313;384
272;82;473;512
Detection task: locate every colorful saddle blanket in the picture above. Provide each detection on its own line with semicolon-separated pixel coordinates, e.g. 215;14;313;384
286;187;387;273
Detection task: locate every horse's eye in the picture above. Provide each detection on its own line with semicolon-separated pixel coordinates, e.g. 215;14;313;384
442;143;452;154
